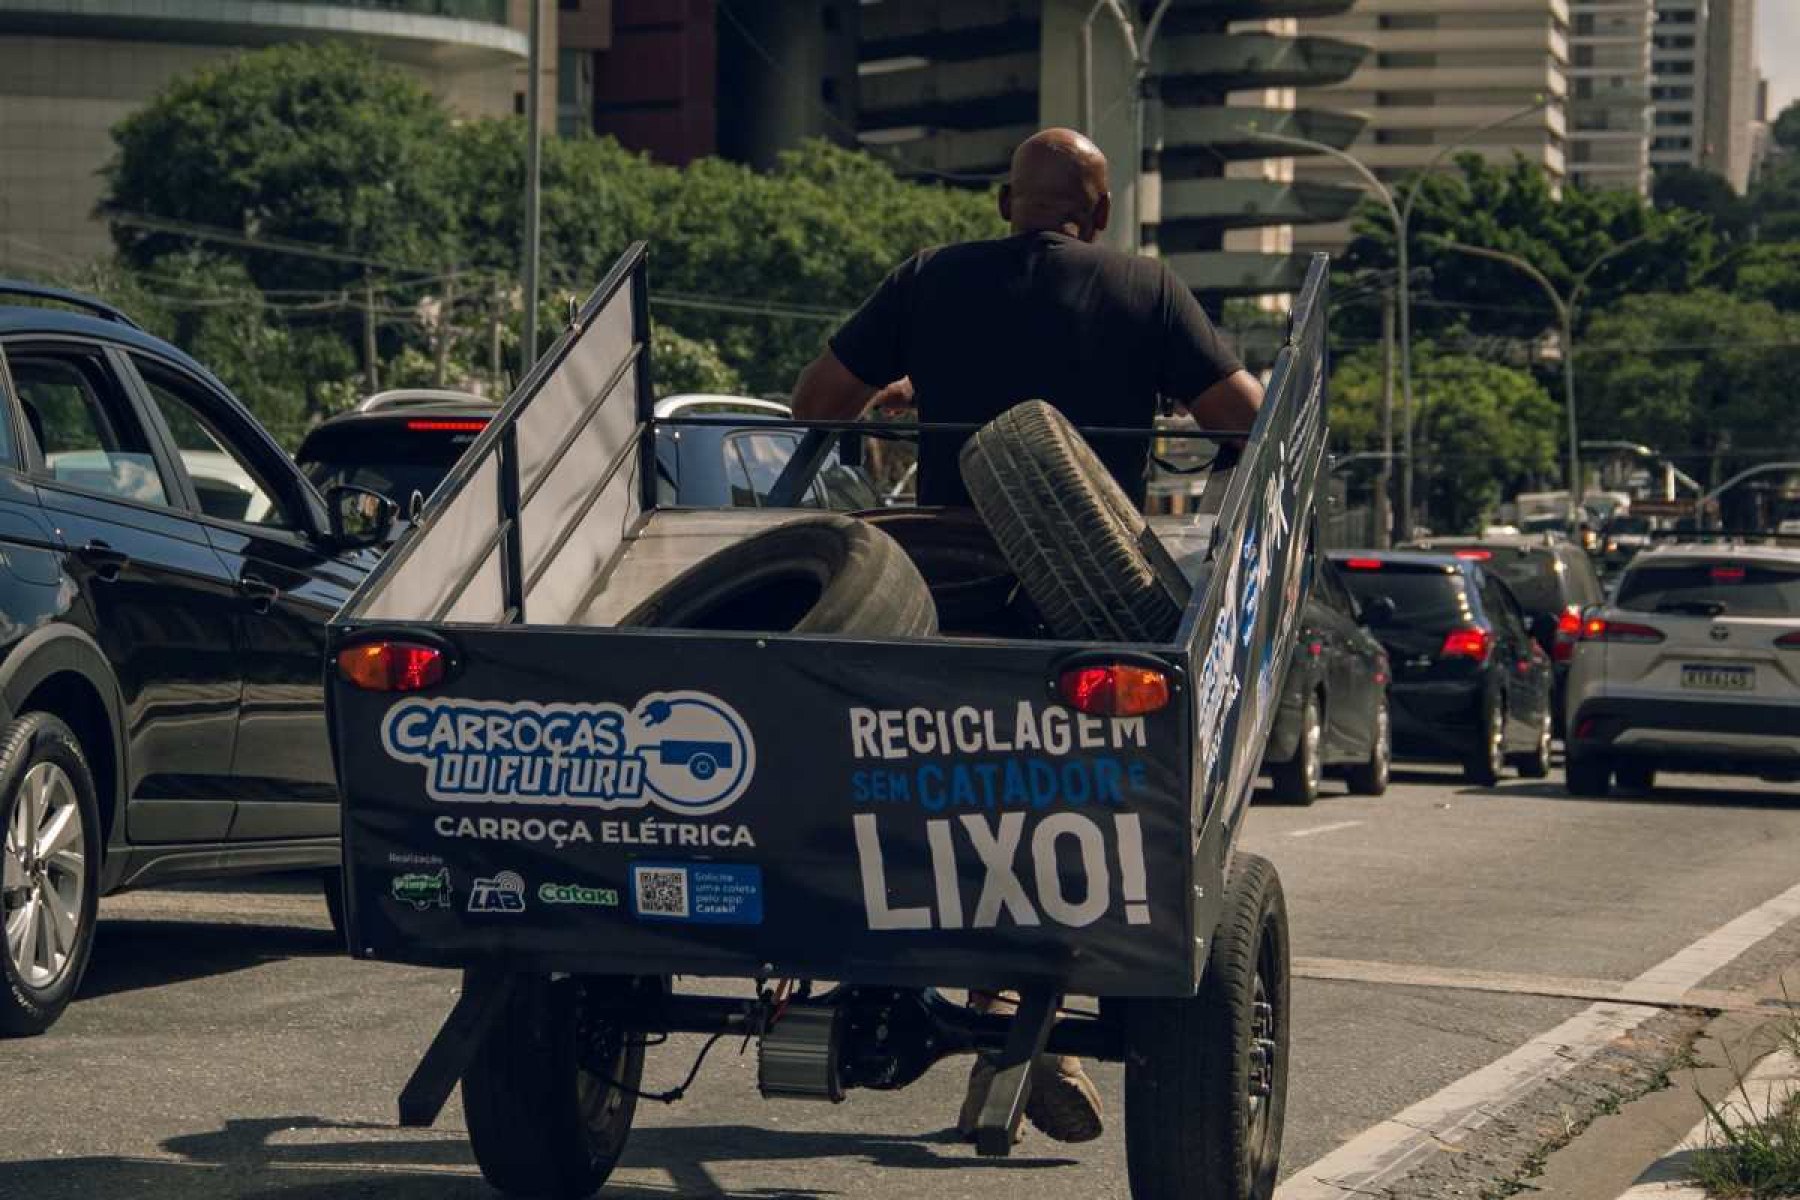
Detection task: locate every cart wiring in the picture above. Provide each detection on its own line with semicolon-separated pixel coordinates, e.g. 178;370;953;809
603;1033;726;1105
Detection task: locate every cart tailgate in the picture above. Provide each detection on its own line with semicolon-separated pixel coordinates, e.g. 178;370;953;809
333;626;1199;996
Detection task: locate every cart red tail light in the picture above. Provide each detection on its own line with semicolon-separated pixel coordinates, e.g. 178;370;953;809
1439;627;1492;661
1058;664;1172;717
338;641;448;692
1580;617;1665;644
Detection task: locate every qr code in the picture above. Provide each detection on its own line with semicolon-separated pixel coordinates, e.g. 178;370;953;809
635;867;689;918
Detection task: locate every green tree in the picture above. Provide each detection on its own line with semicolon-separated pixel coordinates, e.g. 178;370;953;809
1337;155;1714;344
652;325;745;395
1653;165;1751;242
1577;290;1800;485
1331;343;1559;532
1773;100;1800;153
1721;242;1800;311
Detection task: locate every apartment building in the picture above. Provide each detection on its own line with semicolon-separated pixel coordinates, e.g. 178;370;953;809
1568;0;1653;193
1294;0;1570;251
1650;0;1757;190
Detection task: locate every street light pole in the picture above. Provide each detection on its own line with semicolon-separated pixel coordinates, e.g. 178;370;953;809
1080;0;1173;254
1437;226;1670;527
520;0;543;380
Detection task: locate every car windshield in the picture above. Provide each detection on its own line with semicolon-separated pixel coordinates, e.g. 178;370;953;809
1616;560;1800;616
1338;565;1471;627
299;433;477;508
1431;547;1560;611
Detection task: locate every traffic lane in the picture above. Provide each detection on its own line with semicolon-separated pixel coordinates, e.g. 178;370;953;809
1240;764;1800;984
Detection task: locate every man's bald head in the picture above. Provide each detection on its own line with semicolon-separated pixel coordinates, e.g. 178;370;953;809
1000;128;1112;241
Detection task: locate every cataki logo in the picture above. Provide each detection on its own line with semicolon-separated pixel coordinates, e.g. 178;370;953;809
381;691;755;817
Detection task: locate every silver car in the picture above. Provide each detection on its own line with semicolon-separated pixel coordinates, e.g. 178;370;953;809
1563;539;1800;795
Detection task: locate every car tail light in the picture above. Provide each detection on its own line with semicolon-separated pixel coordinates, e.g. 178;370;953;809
1058;664;1172;716
1580;617;1665;644
1777;631;1800;650
338;642;448;692
1344;558;1384;571
1710;566;1746;582
406;419;489;433
1553;606;1582;663
1306;639;1324;658
1454;549;1492;561
1439;627;1492;661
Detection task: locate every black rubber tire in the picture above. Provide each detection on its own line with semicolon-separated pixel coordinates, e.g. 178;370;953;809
1513;708;1553;780
1345;691;1391;797
0;712;102;1037
1566;754;1612;797
1267;693;1322;806
959;400;1182;642
1614;763;1656;793
1464;696;1505;786
462;973;645;1199
859;508;1026;630
320;868;347;947
622;513;936;637
1124;853;1290;1200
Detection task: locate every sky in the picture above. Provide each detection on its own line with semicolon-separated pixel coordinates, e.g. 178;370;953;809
1760;0;1798;117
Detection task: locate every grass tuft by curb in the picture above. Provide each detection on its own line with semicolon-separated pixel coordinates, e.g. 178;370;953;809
1686;1018;1800;1198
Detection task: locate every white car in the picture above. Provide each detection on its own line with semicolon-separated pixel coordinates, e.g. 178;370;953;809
1563;538;1800;795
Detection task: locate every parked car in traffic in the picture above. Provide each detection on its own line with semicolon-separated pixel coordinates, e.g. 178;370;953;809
1597;513;1656;574
1331;550;1555;785
1401;533;1604;734
652;394;881;510
1260;555;1391;804
1563;536;1800;796
295;388;494;519
0;280;398;1034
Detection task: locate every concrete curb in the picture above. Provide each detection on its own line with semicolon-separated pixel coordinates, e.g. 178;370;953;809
1609;1048;1798;1199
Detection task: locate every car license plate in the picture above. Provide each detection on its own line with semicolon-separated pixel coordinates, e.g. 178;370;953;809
1681;664;1754;692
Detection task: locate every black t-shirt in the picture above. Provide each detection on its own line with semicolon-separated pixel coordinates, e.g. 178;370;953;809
829;231;1243;507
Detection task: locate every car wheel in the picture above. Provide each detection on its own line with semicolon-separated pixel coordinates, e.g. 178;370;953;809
1614;763;1656;793
959;401;1183;642
1513;708;1552;779
0;713;102;1037
1464;696;1505;787
1565;754;1612;798
1268;694;1322;806
622;513;937;637
1345;692;1390;796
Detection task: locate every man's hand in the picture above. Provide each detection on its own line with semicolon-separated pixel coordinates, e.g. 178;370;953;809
791;350;879;422
872;376;915;417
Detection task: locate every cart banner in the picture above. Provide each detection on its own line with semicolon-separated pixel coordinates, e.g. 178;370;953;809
334;631;1199;996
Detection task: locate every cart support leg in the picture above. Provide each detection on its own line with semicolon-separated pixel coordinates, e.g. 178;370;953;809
974;987;1060;1158
398;970;514;1128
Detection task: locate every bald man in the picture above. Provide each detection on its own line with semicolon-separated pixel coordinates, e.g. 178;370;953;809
791;127;1263;508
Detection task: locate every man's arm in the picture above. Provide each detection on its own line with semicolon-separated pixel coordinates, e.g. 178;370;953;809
1182;368;1263;436
791;349;879;422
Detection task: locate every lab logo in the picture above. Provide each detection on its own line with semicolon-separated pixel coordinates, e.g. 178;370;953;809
468;871;527;914
380;690;756;817
390;867;452;911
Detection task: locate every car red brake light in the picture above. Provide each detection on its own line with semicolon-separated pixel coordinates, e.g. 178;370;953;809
1454;549;1492;561
1058;664;1172;717
1344;558;1384;571
1580;617;1665;644
1777;631;1800;650
1710;566;1746;582
406;419;489;433
1553;606;1582;663
1439;627;1492;661
338;642;448;692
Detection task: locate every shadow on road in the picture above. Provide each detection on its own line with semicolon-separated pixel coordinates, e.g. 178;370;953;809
3;1114;1080;1199
76;917;340;1002
1446;778;1800;810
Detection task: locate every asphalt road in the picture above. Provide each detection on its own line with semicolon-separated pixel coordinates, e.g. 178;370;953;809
2;765;1797;1200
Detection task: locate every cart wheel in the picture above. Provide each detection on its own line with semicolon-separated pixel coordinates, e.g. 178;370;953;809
462;973;645;1199
1124;853;1289;1200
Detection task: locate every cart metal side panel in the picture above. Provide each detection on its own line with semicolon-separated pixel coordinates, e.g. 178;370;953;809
332;628;1198;996
1179;256;1330;970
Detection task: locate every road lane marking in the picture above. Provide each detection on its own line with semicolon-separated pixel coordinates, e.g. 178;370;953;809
1277;878;1800;1200
1286;820;1363;839
1294;957;1786;1014
1611;1049;1799;1199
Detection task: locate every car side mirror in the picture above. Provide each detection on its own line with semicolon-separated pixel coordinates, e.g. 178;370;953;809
1360;595;1397;627
327;484;397;549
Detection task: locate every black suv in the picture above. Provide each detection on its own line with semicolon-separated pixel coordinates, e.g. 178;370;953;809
1332;551;1555;785
296;388;495;518
0;282;394;1034
1402;533;1604;732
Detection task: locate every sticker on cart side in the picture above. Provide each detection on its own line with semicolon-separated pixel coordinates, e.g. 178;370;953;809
851;811;1153;932
629;862;763;925
380;691;756;817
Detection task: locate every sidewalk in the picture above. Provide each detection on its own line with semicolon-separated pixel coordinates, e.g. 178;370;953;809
1609;1048;1798;1199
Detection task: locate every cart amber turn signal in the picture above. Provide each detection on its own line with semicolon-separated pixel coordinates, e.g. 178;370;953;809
1058;664;1171;717
338;642;447;692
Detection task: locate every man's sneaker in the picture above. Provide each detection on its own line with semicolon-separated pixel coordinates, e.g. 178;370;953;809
954;1053;1105;1145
